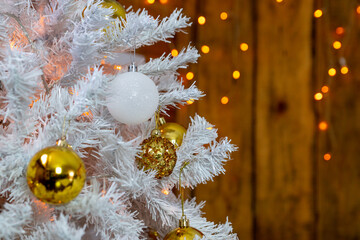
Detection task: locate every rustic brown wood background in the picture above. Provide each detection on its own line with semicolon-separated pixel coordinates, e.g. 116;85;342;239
129;0;360;239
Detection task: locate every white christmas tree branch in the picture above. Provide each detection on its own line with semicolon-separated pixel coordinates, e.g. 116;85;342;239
159;81;204;110
161;114;237;189
0;202;33;240
0;48;42;125
113;8;190;50
24;214;86;240
139;45;199;75
60;180;144;239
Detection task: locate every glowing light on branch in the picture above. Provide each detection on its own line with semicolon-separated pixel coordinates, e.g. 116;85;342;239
147;0;155;4
114;65;122;70
171;49;179;57
186;72;194;80
162;189;169;195
187;99;194;105
160;0;168;4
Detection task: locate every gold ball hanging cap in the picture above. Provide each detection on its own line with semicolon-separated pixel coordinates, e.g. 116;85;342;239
151;128;161;137
179;215;190;228
57;138;71;148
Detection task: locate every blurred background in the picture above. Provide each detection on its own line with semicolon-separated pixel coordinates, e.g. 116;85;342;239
124;0;360;239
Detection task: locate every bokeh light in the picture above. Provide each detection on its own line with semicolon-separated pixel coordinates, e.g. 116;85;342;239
314;9;323;18
198;16;206;25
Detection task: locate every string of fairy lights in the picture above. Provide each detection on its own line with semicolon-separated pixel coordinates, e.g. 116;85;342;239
142;0;360;162
313;3;360;161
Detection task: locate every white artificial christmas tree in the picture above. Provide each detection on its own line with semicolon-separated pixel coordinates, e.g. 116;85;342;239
0;0;238;239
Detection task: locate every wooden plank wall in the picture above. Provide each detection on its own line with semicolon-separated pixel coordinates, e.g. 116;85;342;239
128;0;360;239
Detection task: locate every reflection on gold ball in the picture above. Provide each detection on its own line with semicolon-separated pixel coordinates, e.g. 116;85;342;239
136;135;177;179
26;146;86;205
164;226;204;240
159;123;187;148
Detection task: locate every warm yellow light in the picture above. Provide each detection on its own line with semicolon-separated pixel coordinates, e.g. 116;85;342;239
114;65;122;70
198;16;206;25
314;93;323;101
220;12;228;20
171;49;179;57
314;9;323;18
318;121;328;131
328;68;336;76
321;86;329;93
147;0;155;4
341;66;349;74
186;72;194;80
324;153;331;161
357;6;360;14
332;41;342;49
161;189;169;195
276;0;283;3
187;99;194;105
40;154;48;165
240;43;249;52
160;0;168;4
233;70;240;79
206;127;213;130
201;45;210;54
55;167;62;174
336;27;345;35
221;96;229;105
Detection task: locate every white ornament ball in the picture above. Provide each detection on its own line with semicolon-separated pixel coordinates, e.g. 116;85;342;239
107;72;159;124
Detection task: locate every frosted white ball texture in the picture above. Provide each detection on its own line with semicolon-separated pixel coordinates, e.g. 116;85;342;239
107;72;159;124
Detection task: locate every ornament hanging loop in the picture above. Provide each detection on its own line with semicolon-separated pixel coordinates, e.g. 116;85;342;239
58;116;71;147
179;161;190;228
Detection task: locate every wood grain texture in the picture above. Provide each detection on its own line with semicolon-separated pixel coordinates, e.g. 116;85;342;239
316;1;360;239
255;0;315;239
124;1;360;239
191;0;254;239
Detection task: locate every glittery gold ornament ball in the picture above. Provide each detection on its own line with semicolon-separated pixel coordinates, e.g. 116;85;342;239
159;123;187;148
164;226;204;240
26;145;86;205
136;131;177;179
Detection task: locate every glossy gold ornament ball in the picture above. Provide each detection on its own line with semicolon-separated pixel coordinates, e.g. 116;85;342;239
136;131;177;179
159;123;187;148
100;0;126;21
163;226;204;240
26;146;86;205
